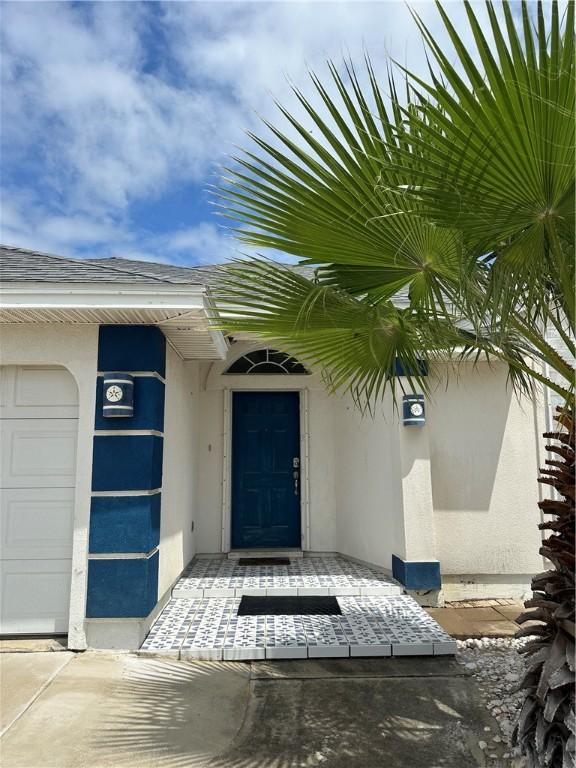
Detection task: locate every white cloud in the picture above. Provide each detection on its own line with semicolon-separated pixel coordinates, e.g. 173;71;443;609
0;194;249;265
0;194;127;256
163;223;236;263
0;1;493;264
1;2;241;212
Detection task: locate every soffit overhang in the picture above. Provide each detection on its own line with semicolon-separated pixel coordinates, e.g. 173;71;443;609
0;282;228;360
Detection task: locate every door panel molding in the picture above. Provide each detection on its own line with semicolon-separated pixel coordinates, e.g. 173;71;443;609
221;388;310;552
231;391;300;549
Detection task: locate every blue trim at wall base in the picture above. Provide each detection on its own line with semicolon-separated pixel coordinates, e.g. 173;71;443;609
392;554;441;590
86;552;159;618
89;494;161;554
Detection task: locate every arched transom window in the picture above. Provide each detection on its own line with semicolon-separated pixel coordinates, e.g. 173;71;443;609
224;348;309;375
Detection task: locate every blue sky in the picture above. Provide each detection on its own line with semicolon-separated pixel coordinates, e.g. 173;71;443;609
0;1;521;266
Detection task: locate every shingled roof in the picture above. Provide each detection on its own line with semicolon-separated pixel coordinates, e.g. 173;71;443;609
84;256;319;285
0;245;409;304
0;245;203;285
82;256;221;285
0;246;317;287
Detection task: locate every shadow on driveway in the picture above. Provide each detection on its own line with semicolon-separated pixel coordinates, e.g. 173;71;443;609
1;653;494;768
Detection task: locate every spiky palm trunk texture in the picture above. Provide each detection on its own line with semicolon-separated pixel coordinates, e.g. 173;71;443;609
513;406;575;768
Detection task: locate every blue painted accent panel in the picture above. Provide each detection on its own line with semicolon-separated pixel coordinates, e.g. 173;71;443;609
92;435;163;491
232;391;301;549
394;358;429;377
89;494;161;554
86;552;159;618
392;554;441;590
98;325;166;377
95;376;165;431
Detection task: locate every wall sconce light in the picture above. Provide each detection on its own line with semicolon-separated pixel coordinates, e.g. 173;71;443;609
403;394;425;427
102;373;134;418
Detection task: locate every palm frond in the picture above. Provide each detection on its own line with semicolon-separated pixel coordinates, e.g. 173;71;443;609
213;259;571;405
214;260;458;405
217;60;466;318
389;0;575;332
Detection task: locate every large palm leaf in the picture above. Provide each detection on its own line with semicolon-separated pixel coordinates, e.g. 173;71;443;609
389;1;575;339
222;58;485;305
217;258;469;405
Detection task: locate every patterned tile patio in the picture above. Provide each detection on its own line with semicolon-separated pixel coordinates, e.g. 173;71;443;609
171;556;403;598
140;556;457;660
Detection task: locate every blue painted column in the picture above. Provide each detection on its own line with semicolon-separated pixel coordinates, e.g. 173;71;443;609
86;326;165;619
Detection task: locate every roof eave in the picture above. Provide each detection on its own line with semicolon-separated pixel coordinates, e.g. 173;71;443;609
0;281;228;361
0;280;206;303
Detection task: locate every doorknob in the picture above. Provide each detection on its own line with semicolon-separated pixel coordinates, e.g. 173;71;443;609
292;457;300;496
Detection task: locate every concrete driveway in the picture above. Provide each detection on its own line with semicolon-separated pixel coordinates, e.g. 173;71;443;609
1;650;500;768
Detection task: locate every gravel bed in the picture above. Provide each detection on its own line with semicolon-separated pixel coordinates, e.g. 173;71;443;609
456;637;530;767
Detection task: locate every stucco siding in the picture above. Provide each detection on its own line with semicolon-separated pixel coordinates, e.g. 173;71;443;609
335;392;405;571
306;389;338;551
158;352;199;596
196;387;225;553
428;363;543;576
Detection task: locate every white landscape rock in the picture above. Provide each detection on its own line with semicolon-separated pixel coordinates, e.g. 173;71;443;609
456;637;531;767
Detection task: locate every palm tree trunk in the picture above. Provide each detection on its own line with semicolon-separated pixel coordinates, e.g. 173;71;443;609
513;406;575;768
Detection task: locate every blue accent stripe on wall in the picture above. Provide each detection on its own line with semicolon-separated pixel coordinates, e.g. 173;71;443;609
92;435;163;491
394;359;429;377
392;554;441;590
98;325;166;377
95;376;165;431
89;494;161;554
86;552;159;618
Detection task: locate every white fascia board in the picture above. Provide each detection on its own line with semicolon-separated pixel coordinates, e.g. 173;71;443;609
0;281;207;311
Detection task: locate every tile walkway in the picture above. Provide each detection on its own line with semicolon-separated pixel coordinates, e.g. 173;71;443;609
172;556;403;598
140;556;457;660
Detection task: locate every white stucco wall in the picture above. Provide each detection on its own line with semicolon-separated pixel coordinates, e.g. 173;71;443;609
0;323;98;648
427;362;543;578
306;389;338;551
334;393;405;571
195;382;229;553
158;351;199;596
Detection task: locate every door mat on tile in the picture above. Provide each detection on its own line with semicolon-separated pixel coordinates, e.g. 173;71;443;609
238;596;342;616
237;558;291;566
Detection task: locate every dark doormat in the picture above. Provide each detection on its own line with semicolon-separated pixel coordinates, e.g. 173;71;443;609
238;596;342;616
237;558;291;566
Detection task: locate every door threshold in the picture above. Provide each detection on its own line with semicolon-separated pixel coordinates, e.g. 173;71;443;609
227;549;303;560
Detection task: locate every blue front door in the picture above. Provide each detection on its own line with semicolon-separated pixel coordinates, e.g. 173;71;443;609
231;391;301;549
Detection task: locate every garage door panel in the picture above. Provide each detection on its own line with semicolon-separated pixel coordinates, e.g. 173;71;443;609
1;489;75;560
0;561;71;634
0;365;78;636
1;420;77;488
0;366;78;419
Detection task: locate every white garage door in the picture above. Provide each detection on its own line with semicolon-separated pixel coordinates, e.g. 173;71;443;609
0;366;78;634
